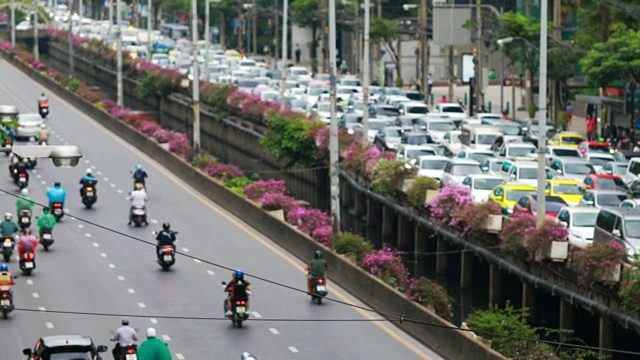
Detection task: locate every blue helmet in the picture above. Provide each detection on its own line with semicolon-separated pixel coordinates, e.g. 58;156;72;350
136;164;142;171
0;264;7;272
241;352;256;360
235;269;244;279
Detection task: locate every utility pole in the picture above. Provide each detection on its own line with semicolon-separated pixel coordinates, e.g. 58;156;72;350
329;0;340;233
476;0;483;108
536;0;548;228
10;0;14;49
147;0;152;60
448;45;454;102
552;0;562;125
362;0;370;137
33;0;39;62
116;0;123;108
108;0;113;35
191;0;201;151
274;0;279;62
205;0;210;82
68;0;75;76
420;0;428;97
279;0;288;110
321;0;328;73
354;0;359;75
79;0;83;19
252;0;257;55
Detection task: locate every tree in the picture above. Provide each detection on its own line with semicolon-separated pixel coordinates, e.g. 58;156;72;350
290;0;322;61
548;45;585;117
581;26;640;87
370;18;401;77
574;0;640;48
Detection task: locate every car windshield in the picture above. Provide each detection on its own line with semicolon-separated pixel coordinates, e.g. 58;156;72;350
421;160;447;170
566;163;595;175
553;184;584;195
507;189;534;201
452;164;482;175
447;133;462;144
553;149;579;157
490;161;504;172
496;124;521;136
590;145;611;154
615;164;628;175
573;212;599;227
237;80;259;88
429;122;456;131
51;353;92;360
474;178;504;190
625;220;640;239
384;129;404;137
510;146;536;156
404;135;430;145
597;194;627;206
442;106;464;113
406;149;436;158
429;145;448;156
477;134;499;145
589;157;612;167
596;177;625;189
562;136;583;145
407;107;428;114
377;107;401;116
310;87;329;96
519;168;538;179
469;152;495;162
368;121;387;130
293;69;309;75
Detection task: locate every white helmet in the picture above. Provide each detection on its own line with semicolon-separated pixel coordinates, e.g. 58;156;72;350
4;213;11;220
40;123;47;129
21;188;28;196
86;168;92;175
146;327;156;338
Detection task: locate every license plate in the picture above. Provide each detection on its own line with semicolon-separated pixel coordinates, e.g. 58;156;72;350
25;262;33;268
236;306;246;313
125;354;137;360
163;255;172;262
3;242;12;247
134;210;144;215
21;217;28;223
86;191;94;196
19;178;25;183
4;145;10;149
316;285;326;292
43;234;51;240
0;299;9;306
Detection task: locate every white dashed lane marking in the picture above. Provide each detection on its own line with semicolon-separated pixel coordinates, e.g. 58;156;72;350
288;346;299;353
84;160;90;164
85;233;92;238
46;322;54;329
26;280;33;285
207;270;215;276
182;247;189;252
151;219;158;224
110;183;115;187
138;302;146;308
32;292;39;298
38;306;46;311
269;328;280;335
149;318;158;324
162;335;171;342
77;224;84;229
127;288;135;294
108;264;116;268
176;354;185;360
40;181;45;185
117;189;123;194
193;259;201;264
252;311;262;318
117;276;125;281
100;253;107;258
92;242;99;247
103;177;109;181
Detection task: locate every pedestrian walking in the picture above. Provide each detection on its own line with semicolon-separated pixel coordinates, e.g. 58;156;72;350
414;76;422;93
439;95;448;104
340;60;349;75
427;73;433;95
295;43;301;64
586;116;596;141
566;102;573;127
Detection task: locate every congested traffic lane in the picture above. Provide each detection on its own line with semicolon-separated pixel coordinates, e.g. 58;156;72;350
0;59;443;359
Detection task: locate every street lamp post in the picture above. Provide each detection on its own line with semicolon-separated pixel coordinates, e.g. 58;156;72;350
116;0;123;108
191;0;201;151
10;0;15;49
279;0;288;110
329;0;340;233
33;0;39;62
68;0;75;77
147;0;152;60
361;0;370;138
205;0;210;83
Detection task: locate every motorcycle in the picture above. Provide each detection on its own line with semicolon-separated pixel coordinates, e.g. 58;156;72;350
15;172;28;189
2;236;15;262
157;245;176;270
222;281;250;328
111;343;138;360
19;251;35;275
130;206;147;227
51;202;64;221
38;103;49;119
18;210;31;232
40;140;47;146
81;184;97;209
309;277;329;305
40;229;54;251
0;285;14;319
2;139;12;156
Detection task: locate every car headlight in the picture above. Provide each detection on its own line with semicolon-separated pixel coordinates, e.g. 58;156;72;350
628;248;635;258
389;143;398;149
506;208;513;214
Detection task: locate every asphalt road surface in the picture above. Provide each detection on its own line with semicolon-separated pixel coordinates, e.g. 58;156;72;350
0;59;444;360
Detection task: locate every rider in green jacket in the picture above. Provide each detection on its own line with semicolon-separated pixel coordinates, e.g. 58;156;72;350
15;188;35;214
37;208;57;236
137;328;172;360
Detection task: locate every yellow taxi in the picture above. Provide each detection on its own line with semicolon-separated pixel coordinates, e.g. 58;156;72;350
489;182;537;215
224;49;243;61
544;178;585;206
547;132;585;149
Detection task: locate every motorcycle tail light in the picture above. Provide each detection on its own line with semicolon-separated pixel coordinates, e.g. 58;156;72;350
86;187;93;191
318;278;324;284
25;253;33;260
163;247;173;253
54;203;62;208
126;348;136;354
4;238;10;243
5;140;9;145
19;174;25;178
1;293;7;298
236;300;246;305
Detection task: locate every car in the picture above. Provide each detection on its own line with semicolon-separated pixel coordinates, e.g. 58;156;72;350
513;194;568;218
353;118;390;143
416;155;449;180
480;158;505;175
374;126;409;151
224;49;242;60
371;105;401;118
577;141;614;157
416;118;457;142
461;174;505;203
585;153;615;172
16;20;33;31
556;207;600;248
23;335;108;360
399;101;429;115
442;130;463;155
545;178;585;206
580;190;629;208
432;103;466;127
400;132;438;146
397;144;438;163
582;174;626;191
488;182;537;214
382;95;411;107
338;113;362;131
522;120;558;147
548;132;585;149
440;158;483;186
395;114;427;127
16;113;44;139
545;146;581;159
620;199;640;209
548;157;596;182
498;160;554;187
497;142;537;160
457;148;496;163
480;119;523;142
599;161;628;177
399;89;425;101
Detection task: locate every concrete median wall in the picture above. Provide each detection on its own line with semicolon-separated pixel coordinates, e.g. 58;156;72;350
3;52;505;360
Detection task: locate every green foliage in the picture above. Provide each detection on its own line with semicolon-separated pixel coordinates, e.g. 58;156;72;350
394;77;404;88
491;12;542;81
371;160;415;196
558;111;568;129
581;27;640;86
136;72;175;99
574;0;640;48
527;102;537;118
203;83;235;117
370;18;400;42
619;256;640;315
260;115;324;167
406;277;454;320
406;177;440;209
192;153;216;169
69;78;81;92
547;46;584;83
223;176;256;196
332;232;373;263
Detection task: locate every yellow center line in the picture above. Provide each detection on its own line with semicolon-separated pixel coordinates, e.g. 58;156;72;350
13;61;434;359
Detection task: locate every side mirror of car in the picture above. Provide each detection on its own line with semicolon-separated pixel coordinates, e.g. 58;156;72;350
510;173;516;179
613;229;621;237
97;345;108;353
545;189;551;195
556;169;563;173
481;165;489;172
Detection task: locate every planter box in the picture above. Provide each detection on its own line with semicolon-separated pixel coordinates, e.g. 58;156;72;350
601;263;622;284
425;189;440;203
267;209;285;222
536;241;569;262
481;215;503;233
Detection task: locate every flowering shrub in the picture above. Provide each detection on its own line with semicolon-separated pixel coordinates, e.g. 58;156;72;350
499;213;536;253
425;183;472;228
524;220;568;261
286;206;331;233
456;201;503;238
0;39;10;52
152;129;173;143
191;153;215;169
332;232;373;262
206;161;245;179
243;179;287;201
370;159;416;195
406;277;453;320
573;241;625;285
168;133;193;160
31;61;47;71
360;248;410;292
619;260;640;315
311;226;333;246
259;192;297;214
75;83;105;104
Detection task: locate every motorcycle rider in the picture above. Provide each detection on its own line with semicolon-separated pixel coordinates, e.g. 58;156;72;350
132;164;148;188
307;250;328;294
128;183;148;225
136;328;172;360
36;123;49;144
0;263;16;302
37;92;48;108
155;223;176;259
37;207;56;237
46;182;67;208
241;353;257;360
17;228;38;259
12;157;28;184
0;213;19;238
79;168;98;197
112;318;139;360
224;269;251;316
15;188;35;216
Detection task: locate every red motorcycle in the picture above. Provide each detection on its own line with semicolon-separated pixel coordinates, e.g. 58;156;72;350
19;252;35;275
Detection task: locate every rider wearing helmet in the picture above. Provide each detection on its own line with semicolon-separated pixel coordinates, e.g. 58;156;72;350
12;156;29;184
79;168;98;197
224;269;251;316
132;164;148;189
0;213;19;238
37;92;48;107
37;207;57;237
128;183;148;225
307;250;328;294
136;327;171;360
15;188;35;215
46;182;67;207
18;228;38;259
112;318;139;360
0;263;16;302
155;223;176;259
36;123;49;143
241;353;257;360
26;136;37;146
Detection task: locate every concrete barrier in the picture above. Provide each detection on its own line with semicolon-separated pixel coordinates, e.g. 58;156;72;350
4;53;505;360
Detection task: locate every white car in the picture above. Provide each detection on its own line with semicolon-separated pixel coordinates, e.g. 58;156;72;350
396;144;437;164
457;148;496;163
16;21;33;31
497;142;537;160
433;103;466;127
461;174;505;203
556;207;599;249
288;66;312;81
442;130;463;155
16;113;44;139
416;155;449;180
441;159;483;186
586;153;615;172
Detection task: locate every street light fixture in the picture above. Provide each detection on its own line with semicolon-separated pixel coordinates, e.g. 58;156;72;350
12;145;83;168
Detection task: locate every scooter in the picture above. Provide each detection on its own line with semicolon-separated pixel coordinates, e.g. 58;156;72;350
51;202;64;221
130;206;148;227
2;236;15;262
109;338;138;360
15;172;28;189
81;184;97;209
18;210;31;233
19;251;36;275
309;277;329;305
38;103;49;119
40;229;54;251
222;281;250;328
0;285;15;319
157;245;176;270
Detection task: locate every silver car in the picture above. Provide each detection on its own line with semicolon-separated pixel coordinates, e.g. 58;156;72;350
441;158;483;186
16;113;44;139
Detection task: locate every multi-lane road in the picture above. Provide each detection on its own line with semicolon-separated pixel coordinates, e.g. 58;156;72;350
0;59;444;359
